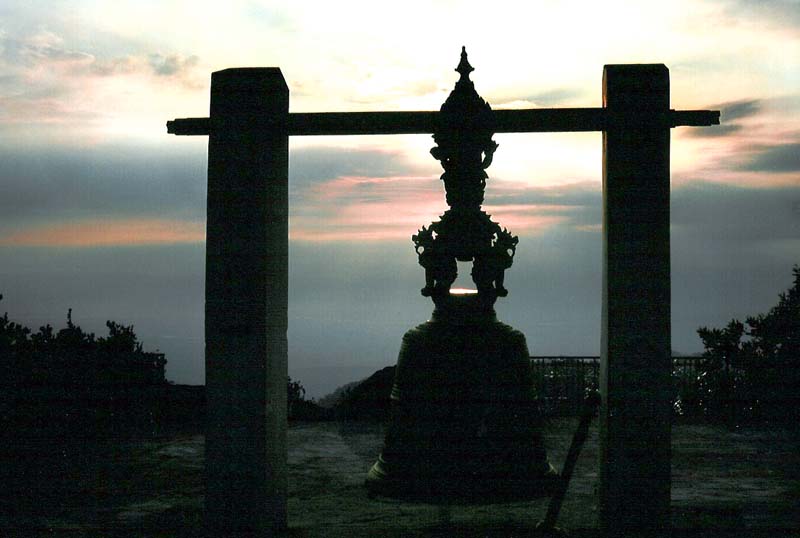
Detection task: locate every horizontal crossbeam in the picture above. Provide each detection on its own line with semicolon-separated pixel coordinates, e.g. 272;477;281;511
166;107;719;136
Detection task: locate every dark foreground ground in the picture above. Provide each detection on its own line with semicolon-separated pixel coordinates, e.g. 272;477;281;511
2;419;799;537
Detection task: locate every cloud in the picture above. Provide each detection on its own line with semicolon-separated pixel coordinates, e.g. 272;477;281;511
683;124;743;138
241;3;297;30
489;88;585;108
0;29;203;134
148;53;199;78
288;152;797;247
672;181;800;243
675;97;800;185
683;99;761;138
0;145;207;232
289;146;423;189
288;145;440;240
89;56;145;77
290;174;442;241
0;29;94;66
485;180;602;232
1;139;792;253
485;180;599;208
0;144;432;246
289;154;602;241
0;218;204;247
0;144;430;246
741;143;800;173
719;99;762;121
717;0;800;27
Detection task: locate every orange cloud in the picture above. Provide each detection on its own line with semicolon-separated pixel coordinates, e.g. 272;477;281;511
0;218;205;247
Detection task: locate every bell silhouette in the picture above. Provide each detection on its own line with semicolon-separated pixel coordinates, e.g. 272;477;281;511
366;49;557;503
365;292;557;502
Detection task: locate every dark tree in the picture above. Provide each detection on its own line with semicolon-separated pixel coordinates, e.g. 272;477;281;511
746;265;800;365
697;265;800;423
0;296;168;437
696;319;746;422
287;376;306;406
286;377;331;421
0;297;184;523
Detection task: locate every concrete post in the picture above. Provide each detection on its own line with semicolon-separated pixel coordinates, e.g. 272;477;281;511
599;64;672;533
205;68;289;536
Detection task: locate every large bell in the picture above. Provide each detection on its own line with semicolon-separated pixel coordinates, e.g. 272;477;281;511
366;292;557;502
366;48;556;503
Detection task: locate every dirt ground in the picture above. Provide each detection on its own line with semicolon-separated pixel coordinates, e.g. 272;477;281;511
4;419;799;537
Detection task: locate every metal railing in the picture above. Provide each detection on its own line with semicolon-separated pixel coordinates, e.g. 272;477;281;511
530;356;703;416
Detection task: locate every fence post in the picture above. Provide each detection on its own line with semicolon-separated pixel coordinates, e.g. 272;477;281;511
205;68;289;536
600;64;672;533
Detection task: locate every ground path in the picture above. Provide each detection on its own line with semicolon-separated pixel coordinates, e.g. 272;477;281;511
17;419;800;536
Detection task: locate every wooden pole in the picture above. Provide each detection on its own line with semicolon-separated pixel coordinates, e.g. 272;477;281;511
600;64;672;533
205;68;289;536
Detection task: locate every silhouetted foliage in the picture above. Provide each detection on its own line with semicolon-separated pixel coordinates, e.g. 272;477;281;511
287;376;305;406
287;376;331;421
0;298;166;389
695;265;800;424
0;295;174;443
317;379;361;409
332;366;395;421
0;297;202;520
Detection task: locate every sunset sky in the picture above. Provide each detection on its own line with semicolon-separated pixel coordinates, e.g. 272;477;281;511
1;1;798;397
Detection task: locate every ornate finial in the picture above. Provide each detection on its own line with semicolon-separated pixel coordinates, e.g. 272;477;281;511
456;46;474;80
413;50;518;305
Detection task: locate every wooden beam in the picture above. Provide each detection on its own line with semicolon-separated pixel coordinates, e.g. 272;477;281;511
167;117;210;136
167;107;719;137
289;111;436;135
670;109;720;127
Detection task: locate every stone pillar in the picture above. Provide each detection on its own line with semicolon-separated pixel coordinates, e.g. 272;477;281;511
599;64;671;533
205;68;289;536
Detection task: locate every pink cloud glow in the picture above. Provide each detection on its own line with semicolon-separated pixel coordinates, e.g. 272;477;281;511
290;174;581;241
483;204;574;234
0;219;205;247
292;174;443;241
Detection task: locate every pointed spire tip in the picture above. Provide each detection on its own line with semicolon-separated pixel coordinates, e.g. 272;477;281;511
456;46;474;79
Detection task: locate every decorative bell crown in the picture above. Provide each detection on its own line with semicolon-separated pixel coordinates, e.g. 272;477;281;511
414;47;518;304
